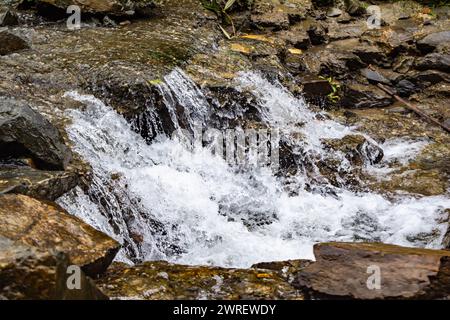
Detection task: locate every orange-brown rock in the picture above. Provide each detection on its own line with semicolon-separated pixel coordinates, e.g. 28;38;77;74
0;194;120;277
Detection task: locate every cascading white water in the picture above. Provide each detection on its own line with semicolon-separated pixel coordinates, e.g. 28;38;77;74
58;69;450;268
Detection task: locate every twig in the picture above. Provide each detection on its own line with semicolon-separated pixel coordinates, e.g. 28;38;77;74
377;83;450;134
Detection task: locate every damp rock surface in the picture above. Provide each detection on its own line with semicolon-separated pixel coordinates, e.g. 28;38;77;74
96;261;304;300
0;194;120;277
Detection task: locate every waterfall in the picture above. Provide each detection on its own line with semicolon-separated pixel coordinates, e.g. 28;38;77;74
57;69;450;268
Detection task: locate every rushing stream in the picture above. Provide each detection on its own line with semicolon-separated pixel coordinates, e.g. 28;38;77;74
58;69;450;267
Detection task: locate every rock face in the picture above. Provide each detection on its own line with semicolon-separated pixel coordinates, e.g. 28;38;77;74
0;237;107;300
96;261;303;300
294;242;450;299
0;97;72;170
0;30;29;55
35;0;156;17
0;194;120;277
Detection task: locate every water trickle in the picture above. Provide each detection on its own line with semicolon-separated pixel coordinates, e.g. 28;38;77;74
58;69;450;268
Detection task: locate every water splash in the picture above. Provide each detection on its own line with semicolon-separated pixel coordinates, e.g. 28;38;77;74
58;70;450;268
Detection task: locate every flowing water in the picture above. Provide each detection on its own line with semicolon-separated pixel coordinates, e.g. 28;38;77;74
58;69;450;267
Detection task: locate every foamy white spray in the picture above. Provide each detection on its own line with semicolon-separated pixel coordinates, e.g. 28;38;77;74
58;70;450;268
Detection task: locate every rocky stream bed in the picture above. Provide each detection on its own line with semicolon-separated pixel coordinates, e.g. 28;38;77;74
0;0;450;299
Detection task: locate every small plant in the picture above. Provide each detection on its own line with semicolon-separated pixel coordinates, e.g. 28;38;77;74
320;76;341;103
201;0;238;39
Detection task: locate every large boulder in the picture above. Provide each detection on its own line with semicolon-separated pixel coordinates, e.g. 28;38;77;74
294;242;450;299
0;29;29;55
34;0;156;17
0;237;107;300
0;194;120;277
0;97;72;170
96;261;303;300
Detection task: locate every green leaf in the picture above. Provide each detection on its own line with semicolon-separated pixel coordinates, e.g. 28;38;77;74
224;0;237;11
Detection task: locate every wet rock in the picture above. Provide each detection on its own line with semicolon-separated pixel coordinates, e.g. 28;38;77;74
252;259;313;284
0;10;19;26
307;23;328;45
353;44;390;67
361;28;412;57
396;79;418;96
0;237;108;300
327;20;366;41
298;40;366;79
97;261;303;300
0;166;79;201
0;29;29;55
443;210;450;249
322;134;383;166
0;194;120;277
250;11;290;30
360;68;390;85
417;31;450;54
34;0;156;17
294;242;450;299
404;70;450;89
414;53;450;73
0;97;72;170
341;82;393;108
299;76;332;97
278;28;310;49
376;169;447;196
250;0;312;29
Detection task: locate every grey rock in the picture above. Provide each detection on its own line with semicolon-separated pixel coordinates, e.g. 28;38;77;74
414;53;450;73
417;31;450;54
0;97;72;170
341;82;393;108
360;68;390;85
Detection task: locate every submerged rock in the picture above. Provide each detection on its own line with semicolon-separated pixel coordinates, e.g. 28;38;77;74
0;237;107;300
294;242;450;299
0;29;29;55
96;261;303;300
0;194;120;277
0;97;72;170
